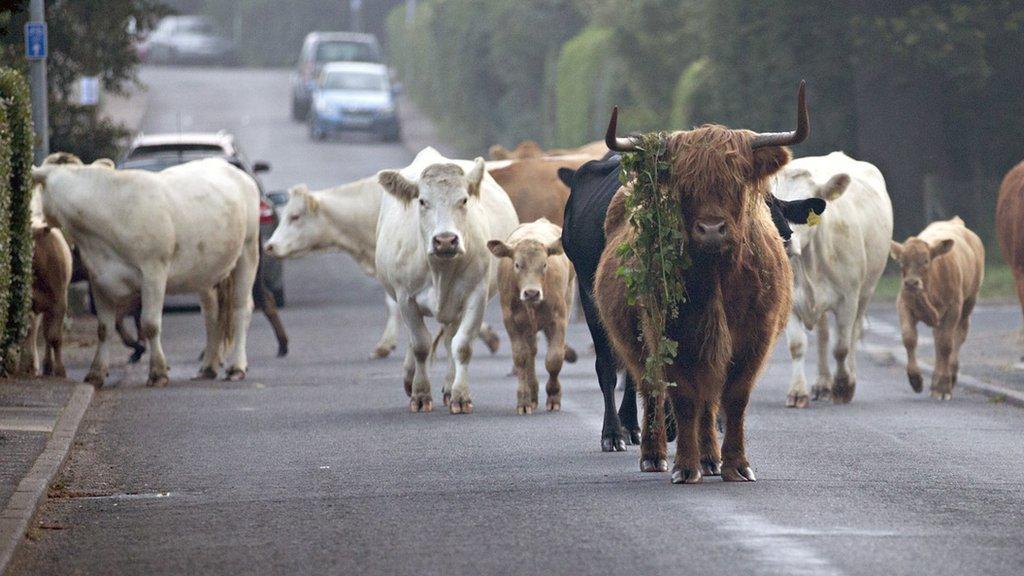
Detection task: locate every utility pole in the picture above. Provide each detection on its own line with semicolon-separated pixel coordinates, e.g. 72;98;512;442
349;0;363;33
27;0;49;164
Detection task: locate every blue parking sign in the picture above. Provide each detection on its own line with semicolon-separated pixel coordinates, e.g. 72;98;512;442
25;22;46;59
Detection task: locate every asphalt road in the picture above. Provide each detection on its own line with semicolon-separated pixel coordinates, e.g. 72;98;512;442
9;67;1024;576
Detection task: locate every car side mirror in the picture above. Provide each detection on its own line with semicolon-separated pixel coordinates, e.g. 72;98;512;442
267;191;289;206
253;161;271;173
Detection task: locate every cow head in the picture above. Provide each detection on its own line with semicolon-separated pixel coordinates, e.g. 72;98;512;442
378;158;486;260
771;167;846;256
264;184;323;258
605;82;810;259
488;238;563;303
890;237;954;294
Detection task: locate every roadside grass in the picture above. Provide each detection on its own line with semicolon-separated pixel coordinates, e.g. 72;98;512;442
873;263;1017;303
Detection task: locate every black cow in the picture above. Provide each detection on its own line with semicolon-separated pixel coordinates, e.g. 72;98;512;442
559;155;825;452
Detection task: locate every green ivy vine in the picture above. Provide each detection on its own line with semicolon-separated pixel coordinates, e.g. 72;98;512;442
615;133;691;394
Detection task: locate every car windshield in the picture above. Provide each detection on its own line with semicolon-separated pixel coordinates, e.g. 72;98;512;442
320;71;387;92
315;41;378;64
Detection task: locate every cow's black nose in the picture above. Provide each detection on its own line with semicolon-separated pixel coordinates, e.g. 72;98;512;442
693;220;727;245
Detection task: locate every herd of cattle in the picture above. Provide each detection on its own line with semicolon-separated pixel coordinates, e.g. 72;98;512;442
20;83;1024;483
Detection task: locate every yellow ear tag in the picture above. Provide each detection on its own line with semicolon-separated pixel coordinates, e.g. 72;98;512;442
806;210;820;227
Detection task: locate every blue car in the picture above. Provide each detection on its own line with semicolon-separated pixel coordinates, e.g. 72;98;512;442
308;62;401;142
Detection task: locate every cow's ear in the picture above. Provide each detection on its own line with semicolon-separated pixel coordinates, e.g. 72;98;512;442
289;183;309;198
930;238;955;259
751;146;792;180
30;165;55;186
890;241;904;261
488;240;512;259
489;145;509;160
378;170;419;203
557;168;575;188
818;173;850;201
466;157;486;197
546;239;564;257
304;193;320;214
774;196;827;224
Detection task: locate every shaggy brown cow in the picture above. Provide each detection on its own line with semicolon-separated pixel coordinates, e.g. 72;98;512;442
19;224;73;377
488;140;607;161
489;219;575;414
489;155;590;227
593;84;808;484
997;161;1024;360
891;217;984;400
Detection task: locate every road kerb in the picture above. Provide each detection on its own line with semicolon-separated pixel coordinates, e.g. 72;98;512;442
0;383;94;574
863;342;1024;408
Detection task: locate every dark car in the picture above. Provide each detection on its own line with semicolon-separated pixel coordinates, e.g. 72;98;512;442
290;31;383;120
120;132;285;306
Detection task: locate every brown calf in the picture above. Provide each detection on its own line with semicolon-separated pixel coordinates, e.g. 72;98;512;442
891;217;984;400
488;219;575;414
594;85;808;484
997;161;1024;360
19;224;73;377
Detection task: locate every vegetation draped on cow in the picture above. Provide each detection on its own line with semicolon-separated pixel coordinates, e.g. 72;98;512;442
614;131;690;395
0;68;33;374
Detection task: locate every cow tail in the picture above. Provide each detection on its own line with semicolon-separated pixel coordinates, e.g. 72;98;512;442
216;273;236;354
429;324;447;366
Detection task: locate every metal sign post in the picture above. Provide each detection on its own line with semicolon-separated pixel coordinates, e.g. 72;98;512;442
26;0;49;164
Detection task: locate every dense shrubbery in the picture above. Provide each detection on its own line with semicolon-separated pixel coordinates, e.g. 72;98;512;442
0;68;33;373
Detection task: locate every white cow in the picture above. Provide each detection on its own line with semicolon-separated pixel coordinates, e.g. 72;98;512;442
263;173;502;358
376;147;518;413
772;152;893;406
31;157;260;387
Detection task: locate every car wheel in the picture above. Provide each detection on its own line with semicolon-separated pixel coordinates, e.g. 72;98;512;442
291;99;307;121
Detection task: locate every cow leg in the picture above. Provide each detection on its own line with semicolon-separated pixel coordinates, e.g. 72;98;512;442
402;345;415;397
698;398;722;476
115;308;146;364
811;315;832;400
510;329;538;414
580;286;629;451
374;294;400;358
224;246;259;381
617;374;640;445
447;289;487;415
19;313;41;376
930;323;956;401
44;304;67;378
478;322;500;354
831;302;858;404
399;297;433;412
951;297;976;388
639;390;669;472
720;358;767;483
139;273;170;387
442;324;457;406
1014;265;1024;360
85;291;116;388
259;284;289;357
668;382;703;484
899;304;923;393
196;288;222;379
543;321;565;412
785;314;810;408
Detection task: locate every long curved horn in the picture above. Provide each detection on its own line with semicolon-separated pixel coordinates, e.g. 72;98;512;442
750;81;809;150
605;106;639;153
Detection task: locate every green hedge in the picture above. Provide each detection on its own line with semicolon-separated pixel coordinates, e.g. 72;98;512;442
668;58;708;129
0;101;11;371
554;26;613;148
0;69;34;373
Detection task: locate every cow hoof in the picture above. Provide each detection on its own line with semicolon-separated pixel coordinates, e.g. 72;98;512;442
786;393;810;408
722;465;757;482
129;345;146;364
409;397;433;413
563;346;578;364
443;392;452;406
372;346;392;359
640;459;669;473
224;368;246;382
671;467;703;484
701;459;722;476
84;371;106;388
193;367;218;381
811;383;831;401
930;390;952;401
517;404;533;415
628;429;641;445
147;374;169;388
908;372;923;393
601;430;628;452
546;398;561;412
449;400;473;414
831;378;855;404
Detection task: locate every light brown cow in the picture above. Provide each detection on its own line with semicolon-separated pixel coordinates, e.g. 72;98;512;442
488;155;591;227
488;139;607;161
488;219;575;414
891;217;984;400
19;224;73;377
594;84;808;484
996;161;1024;360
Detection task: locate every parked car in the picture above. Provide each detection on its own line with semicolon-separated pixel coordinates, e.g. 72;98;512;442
308;62;401;142
119;132;285;306
138;15;237;65
290;31;383;120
